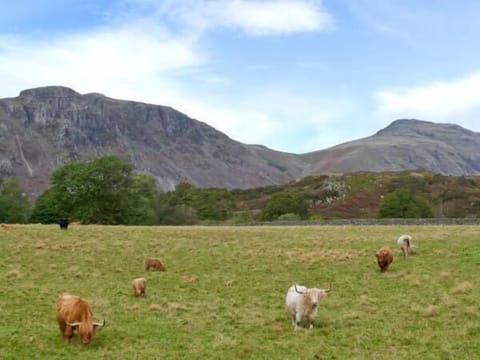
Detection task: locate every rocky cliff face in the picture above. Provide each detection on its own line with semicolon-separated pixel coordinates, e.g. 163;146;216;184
1;86;479;198
0;86;304;197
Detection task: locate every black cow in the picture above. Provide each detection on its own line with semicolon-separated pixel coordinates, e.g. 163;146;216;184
59;218;69;230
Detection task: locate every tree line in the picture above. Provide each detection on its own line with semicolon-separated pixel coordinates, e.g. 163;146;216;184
0;156;434;225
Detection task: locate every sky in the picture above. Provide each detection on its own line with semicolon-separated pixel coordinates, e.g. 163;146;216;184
1;0;480;154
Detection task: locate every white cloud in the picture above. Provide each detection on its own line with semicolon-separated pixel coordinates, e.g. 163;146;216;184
0;22;205;102
374;72;480;130
123;0;333;36
211;0;333;36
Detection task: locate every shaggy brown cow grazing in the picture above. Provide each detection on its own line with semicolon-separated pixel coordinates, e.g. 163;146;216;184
145;258;166;271
132;278;147;297
1;223;12;229
56;294;105;344
376;247;394;272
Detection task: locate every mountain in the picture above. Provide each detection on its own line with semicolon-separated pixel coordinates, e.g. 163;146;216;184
301;119;480;176
1;86;479;198
0;86;304;197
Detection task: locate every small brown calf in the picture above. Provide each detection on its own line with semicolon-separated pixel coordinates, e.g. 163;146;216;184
132;278;147;297
376;247;394;272
144;258;166;271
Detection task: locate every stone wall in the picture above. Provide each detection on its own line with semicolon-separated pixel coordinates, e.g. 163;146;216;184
248;218;480;226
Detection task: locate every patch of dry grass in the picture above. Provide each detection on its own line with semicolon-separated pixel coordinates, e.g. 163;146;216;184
451;281;473;294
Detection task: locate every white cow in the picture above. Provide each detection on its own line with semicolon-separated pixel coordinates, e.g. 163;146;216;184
285;284;330;330
397;234;415;256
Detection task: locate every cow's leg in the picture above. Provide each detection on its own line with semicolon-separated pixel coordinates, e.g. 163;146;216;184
64;325;74;343
291;314;296;327
309;315;316;329
57;320;67;340
294;312;302;330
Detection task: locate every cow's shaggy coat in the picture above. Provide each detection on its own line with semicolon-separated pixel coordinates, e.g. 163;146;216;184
376;247;394;272
132;278;147;297
56;294;104;344
285;284;330;330
144;258;166;271
397;234;415;256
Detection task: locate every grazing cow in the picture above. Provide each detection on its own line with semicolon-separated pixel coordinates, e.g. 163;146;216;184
132;278;147;297
397;234;415;256
59;218;69;230
376;247;394;272
56;294;105;344
145;258;166;271
285;283;331;330
1;223;12;229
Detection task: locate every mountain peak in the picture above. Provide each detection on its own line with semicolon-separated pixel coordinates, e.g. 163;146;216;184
19;86;80;100
375;119;475;138
375;119;432;136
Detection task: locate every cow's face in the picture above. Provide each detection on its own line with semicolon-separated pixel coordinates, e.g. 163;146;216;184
80;330;93;345
154;261;165;271
77;323;95;345
307;288;328;308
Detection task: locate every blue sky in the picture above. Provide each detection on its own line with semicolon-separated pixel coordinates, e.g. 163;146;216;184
1;0;480;153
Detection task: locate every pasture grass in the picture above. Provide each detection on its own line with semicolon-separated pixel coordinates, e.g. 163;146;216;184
1;224;480;359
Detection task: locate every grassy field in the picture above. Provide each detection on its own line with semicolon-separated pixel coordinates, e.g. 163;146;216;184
1;224;479;359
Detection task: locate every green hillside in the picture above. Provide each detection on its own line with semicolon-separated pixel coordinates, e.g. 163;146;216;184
233;171;480;220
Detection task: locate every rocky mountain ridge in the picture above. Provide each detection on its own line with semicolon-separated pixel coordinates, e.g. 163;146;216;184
0;86;479;197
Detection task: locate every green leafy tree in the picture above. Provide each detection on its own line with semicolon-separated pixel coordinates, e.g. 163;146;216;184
378;189;433;218
155;202;198;225
261;191;309;221
191;188;234;221
158;183;234;223
167;182;195;207
154;182;198;225
46;156;152;224
127;174;161;225
0;178;31;223
29;190;60;223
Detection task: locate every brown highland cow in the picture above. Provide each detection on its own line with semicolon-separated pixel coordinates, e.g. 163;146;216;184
132;277;147;297
144;258;166;271
56;294;105;344
376;247;394;272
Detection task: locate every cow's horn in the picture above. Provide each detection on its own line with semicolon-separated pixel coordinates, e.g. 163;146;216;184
93;319;105;327
66;321;81;327
294;284;305;294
